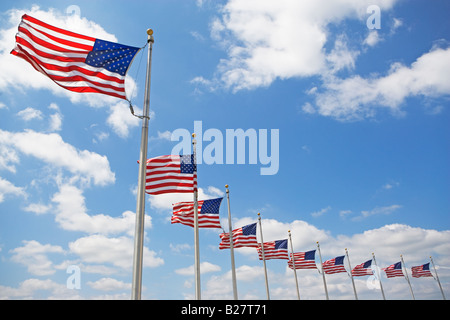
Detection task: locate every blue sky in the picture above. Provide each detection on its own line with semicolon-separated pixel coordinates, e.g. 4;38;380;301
0;0;449;300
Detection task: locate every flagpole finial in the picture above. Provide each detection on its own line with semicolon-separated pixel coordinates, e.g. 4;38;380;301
225;184;229;188
257;212;260;216
147;29;153;36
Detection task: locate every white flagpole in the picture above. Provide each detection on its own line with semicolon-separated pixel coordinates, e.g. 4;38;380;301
225;184;238;300
430;256;446;300
400;255;415;300
372;252;386;300
257;213;270;300
288;230;300;300
131;29;154;300
345;248;358;300
192;133;201;300
316;241;329;300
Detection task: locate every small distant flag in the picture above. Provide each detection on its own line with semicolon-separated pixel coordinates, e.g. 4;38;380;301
219;223;258;249
383;262;404;278
352;259;373;277
11;14;140;100
323;256;347;274
411;263;433;278
257;239;289;260
288;250;317;269
145;154;197;195
172;198;222;228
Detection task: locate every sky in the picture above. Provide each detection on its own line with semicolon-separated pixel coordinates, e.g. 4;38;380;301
0;0;449;300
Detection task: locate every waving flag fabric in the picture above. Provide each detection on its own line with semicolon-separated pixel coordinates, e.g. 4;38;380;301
257;239;289;260
11;14;139;100
384;262;404;278
171;198;222;228
145;155;197;195
411;263;433;278
288;250;317;269
323;255;347;274
219;223;258;249
352;259;373;277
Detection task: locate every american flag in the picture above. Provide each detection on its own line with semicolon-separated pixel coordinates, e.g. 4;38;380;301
171;198;222;228
288;250;317;269
11;14;139;100
322;255;347;274
257;239;289;260
351;259;373;277
383;262;404;278
219;223;258;249
411;263;433;278
145;155;197;195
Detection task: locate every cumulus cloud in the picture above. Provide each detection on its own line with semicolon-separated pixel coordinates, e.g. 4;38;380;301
0;129;115;186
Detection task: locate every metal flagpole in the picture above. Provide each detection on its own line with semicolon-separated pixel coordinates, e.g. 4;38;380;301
400;255;415;300
131;29;154;300
288;230;300;300
372;252;386;300
345;248;358;300
430;256;446;300
225;184;238;300
316;241;329;300
192;133;201;300
257;213;270;300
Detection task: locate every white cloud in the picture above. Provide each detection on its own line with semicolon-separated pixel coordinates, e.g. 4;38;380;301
10;240;64;276
0;129;115;186
87;277;131;292
175;261;221;276
363;30;382;47
17;107;43;121
106;101;141;138
311;206;332;218
0;177;26;203
69;234;164;270
199;0;398;91
309;46;450;120
51;184;148;235
0;278;81;300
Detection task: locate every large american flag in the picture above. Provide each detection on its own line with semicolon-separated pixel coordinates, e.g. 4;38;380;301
351;259;373;277
411;263;433;278
383;262;404;278
288;250;317;269
219;223;258;249
171;198;222;228
323;255;347;274
11;14;139;100
257;239;289;260
145;155;197;195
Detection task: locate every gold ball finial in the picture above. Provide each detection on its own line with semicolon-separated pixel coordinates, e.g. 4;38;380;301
288;229;290;233
192;133;196;138
257;212;260;216
225;184;229;188
147;29;153;36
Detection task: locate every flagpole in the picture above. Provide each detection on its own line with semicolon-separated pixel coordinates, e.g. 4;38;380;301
316;241;329;300
345;248;358;300
131;28;154;300
192;133;201;300
257;213;270;300
400;255;415;300
430;256;446;300
288;230;300;300
225;184;238;300
372;252;386;300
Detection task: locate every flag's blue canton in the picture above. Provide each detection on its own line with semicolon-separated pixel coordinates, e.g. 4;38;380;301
422;263;430;271
200;198;223;214
85;39;140;76
275;239;288;249
363;260;372;268
392;262;402;270
180;154;196;174
304;250;316;260
335;255;345;265
242;223;257;236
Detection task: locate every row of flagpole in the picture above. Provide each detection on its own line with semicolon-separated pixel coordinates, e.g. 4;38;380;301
128;30;446;301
